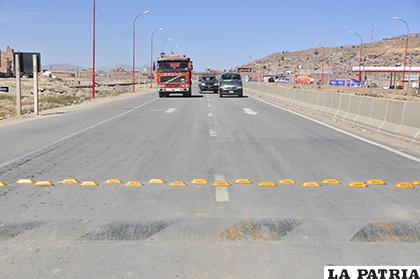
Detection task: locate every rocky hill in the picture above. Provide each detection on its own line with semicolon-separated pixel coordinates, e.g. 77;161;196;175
240;34;420;78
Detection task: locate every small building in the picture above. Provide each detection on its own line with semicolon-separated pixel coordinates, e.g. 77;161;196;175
0;46;14;78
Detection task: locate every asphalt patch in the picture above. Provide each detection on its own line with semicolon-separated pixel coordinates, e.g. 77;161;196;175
0;221;43;240
351;222;420;242
80;220;173;241
218;218;301;241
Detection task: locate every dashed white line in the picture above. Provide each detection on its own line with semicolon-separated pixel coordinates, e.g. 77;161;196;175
214;174;229;202
165;108;176;114
243;108;258;115
208;104;212;108
209;129;217;137
208;113;213;117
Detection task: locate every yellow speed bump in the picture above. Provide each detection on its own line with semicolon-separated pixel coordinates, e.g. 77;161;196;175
394;182;414;188
367;179;385;185
191;179;208;185
16;179;35;185
301;181;320;187
234;178;252;184
213;181;231;187
411;181;420;186
0;181;7;187
60;178;80;185
33;180;54;187
124;181;143;187
321;179;340;185
347;181;367;187
278;179;296;184
80;181;99;187
170;181;187;187
105;178;123;185
257;181;277;187
148;179;166;185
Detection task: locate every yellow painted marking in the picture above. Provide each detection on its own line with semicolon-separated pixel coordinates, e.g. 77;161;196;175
148;179;166;184
321;179;340;185
411;181;420;186
301;181;320;187
105;178;123;184
33;180;54;187
191;179;208;185
16;179;35;185
60;178;80;184
169;181;187;187
257;181;277;187
394;182;414;188
234;178;252;184
80;181;99;187
278;179;296;184
0;181;7;187
367;179;386;185
213;181;231;187
347;181;368;187
124;181;143;187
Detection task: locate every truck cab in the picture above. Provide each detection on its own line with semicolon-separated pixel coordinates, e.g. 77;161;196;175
156;53;193;98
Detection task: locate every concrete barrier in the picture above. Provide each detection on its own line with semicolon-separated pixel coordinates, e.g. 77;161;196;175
245;83;420;143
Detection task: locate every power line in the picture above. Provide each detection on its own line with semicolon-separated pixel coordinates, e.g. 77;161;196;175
47;0;90;11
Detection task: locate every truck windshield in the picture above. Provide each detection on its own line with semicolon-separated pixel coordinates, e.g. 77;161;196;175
158;61;189;73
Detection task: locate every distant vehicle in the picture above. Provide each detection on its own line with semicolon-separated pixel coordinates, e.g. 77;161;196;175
156;53;193;98
199;75;219;93
219;73;243;97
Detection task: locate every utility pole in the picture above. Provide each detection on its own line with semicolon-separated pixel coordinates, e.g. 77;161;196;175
91;0;96;98
15;54;21;116
33;54;39;115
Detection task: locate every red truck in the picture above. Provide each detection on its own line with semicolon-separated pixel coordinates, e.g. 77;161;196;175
156;53;193;98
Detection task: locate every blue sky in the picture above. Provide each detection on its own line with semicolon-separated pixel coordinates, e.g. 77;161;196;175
1;0;419;71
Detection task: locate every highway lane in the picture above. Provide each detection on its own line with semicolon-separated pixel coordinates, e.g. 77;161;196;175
1;85;420;278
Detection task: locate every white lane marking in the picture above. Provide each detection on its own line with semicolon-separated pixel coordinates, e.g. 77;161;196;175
249;93;420;164
214;174;229;202
243;108;258;115
208;104;211;108
165;108;176;114
208;113;213;117
209;129;217;137
0;98;159;170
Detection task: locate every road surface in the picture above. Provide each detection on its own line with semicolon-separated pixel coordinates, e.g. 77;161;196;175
0;85;420;278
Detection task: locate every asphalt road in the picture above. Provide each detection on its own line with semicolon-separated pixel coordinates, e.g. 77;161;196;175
0;84;420;278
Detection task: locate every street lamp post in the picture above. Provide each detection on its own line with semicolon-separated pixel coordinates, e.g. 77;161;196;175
161;38;172;53
349;31;364;86
393;17;410;91
150;27;163;88
132;10;150;93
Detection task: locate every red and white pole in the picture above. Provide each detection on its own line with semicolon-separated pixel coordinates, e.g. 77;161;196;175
91;0;96;98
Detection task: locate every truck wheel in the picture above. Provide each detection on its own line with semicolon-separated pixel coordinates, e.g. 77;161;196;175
214;90;218;93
